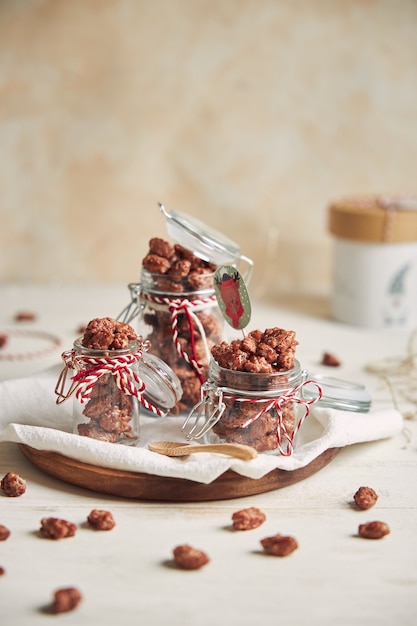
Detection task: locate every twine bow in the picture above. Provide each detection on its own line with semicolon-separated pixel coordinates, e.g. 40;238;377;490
234;379;323;456
55;348;164;417
141;292;218;384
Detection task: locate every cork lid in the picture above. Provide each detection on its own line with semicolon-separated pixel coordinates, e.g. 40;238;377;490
328;195;417;243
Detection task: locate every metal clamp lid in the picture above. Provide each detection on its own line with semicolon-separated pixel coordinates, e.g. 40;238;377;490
302;374;371;413
138;352;182;412
159;203;253;277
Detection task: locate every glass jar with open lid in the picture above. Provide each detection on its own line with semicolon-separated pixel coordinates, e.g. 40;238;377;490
182;357;371;455
119;204;253;414
55;335;182;445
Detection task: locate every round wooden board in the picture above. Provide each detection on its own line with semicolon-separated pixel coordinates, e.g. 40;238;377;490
18;444;340;502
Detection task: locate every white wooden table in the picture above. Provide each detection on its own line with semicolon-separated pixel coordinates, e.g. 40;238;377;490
1;284;416;626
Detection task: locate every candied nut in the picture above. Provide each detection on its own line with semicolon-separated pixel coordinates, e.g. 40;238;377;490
14;311;37;322
82;317;137;351
87;509;116;531
321;352;341;367
187;268;214;290
50;587;82;614
232;507;266;531
154;276;185;293
142;253;172;275
0;525;11;541
168;259;192;281
211;327;297;373
77;423;119;442
143;238;216;289
1;472;26;497
40;517;77;540
244;355;272;373
0;566;5;576
260;534;298;556
172;544;210;570
354;486;378;510
0;333;8;348
149;237;176;259
358;521;390;540
99;407;132;433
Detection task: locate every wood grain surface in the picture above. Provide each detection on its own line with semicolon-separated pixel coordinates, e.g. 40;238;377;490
18;444;340;502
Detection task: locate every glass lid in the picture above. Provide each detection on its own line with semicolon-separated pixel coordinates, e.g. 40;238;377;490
302;374;372;413
138;352;182;411
159;202;242;265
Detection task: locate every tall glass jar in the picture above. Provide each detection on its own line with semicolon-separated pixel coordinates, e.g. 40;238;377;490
182;358;321;455
55;338;182;444
133;269;224;413
118;203;253;413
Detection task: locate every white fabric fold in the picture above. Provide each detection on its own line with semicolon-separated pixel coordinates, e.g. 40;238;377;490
0;368;404;484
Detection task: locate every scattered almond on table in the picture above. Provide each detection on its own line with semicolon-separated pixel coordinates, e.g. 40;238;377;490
14;311;37;322
354;486;378;510
358;521;390;540
232;507;266;530
0;525;11;541
172;544;210;570
50;587;82;614
39;517;77;540
87;509;116;531
1;472;26;497
260;534;298;557
321;352;341;366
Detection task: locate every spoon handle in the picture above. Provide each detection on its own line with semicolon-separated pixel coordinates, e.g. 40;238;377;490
181;443;257;460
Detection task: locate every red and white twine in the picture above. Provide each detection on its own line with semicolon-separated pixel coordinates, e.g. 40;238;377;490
140;292;217;384
231;379;323;456
0;329;61;361
55;349;164;417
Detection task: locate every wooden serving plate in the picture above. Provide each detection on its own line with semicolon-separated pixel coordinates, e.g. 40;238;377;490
18;444;340;502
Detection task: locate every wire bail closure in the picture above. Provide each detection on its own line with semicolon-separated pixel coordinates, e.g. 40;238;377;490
117;283;143;325
119;282;218;386
182;381;226;440
54;339;165;417
182;379;323;456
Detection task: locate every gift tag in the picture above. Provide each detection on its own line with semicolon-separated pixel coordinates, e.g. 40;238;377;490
214;265;251;330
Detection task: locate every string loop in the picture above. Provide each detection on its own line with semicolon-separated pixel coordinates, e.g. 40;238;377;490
140;292;218;384
183;378;322;456
55;347;164;417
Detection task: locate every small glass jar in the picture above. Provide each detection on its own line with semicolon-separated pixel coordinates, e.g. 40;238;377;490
182;358;320;455
55;338;182;445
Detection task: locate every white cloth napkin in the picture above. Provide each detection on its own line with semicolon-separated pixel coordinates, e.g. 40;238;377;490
0;367;404;484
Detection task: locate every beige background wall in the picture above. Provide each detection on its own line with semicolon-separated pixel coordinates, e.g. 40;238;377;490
1;0;416;301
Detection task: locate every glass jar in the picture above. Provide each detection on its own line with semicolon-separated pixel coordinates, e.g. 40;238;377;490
118;203;253;414
182;358;321;455
131;269;225;413
55;338;182;445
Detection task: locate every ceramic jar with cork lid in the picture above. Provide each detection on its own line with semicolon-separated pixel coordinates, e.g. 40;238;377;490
328;195;417;328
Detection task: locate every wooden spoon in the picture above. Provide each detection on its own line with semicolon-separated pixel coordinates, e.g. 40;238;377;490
148;441;257;461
